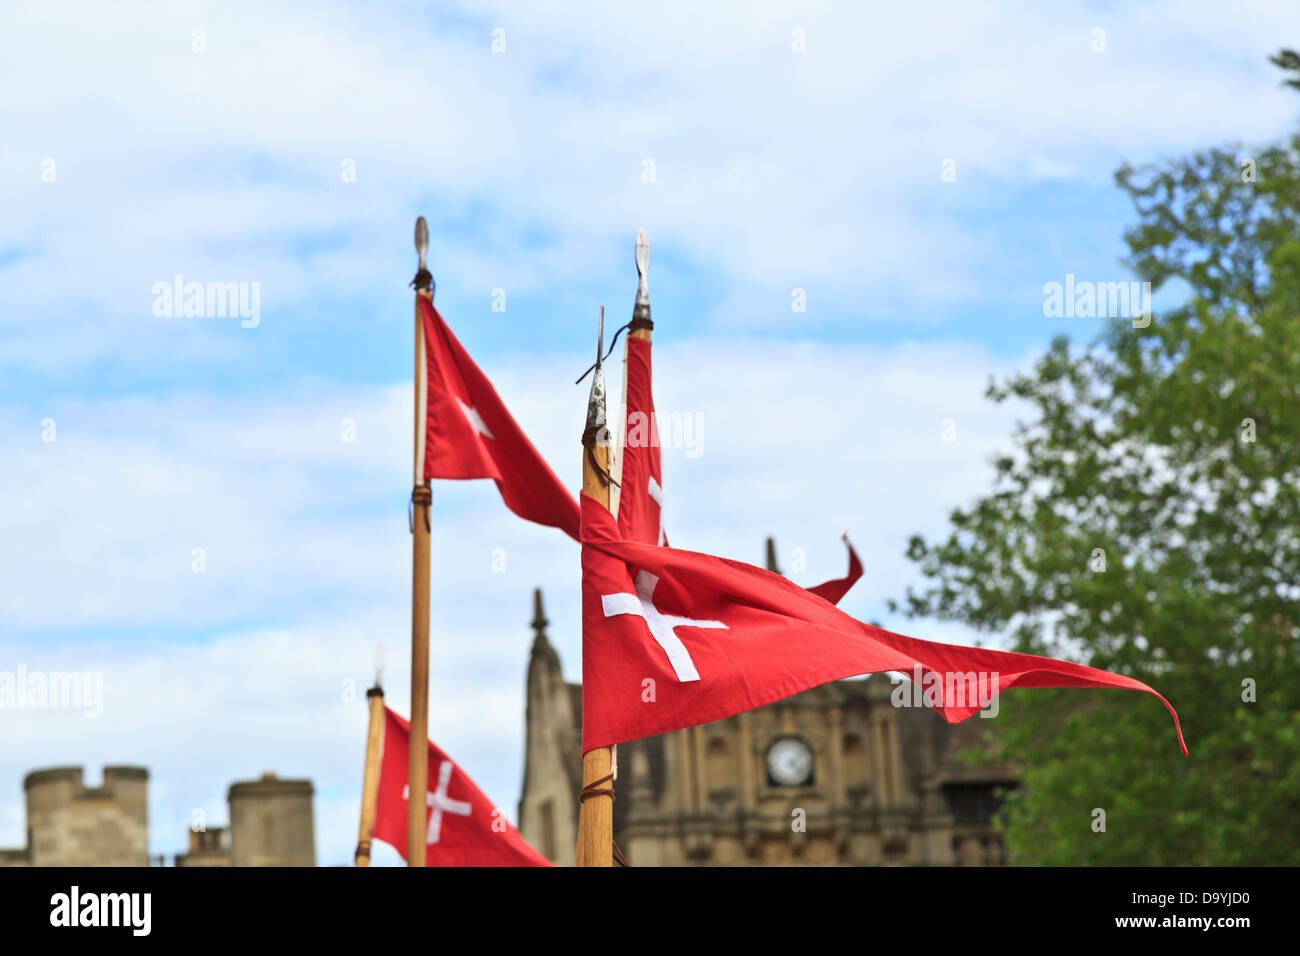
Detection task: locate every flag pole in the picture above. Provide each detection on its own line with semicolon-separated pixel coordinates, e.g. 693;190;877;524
576;305;616;867
610;228;651;511
354;644;386;867
409;216;434;867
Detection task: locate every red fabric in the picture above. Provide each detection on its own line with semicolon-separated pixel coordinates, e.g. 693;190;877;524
806;534;864;605
373;707;553;866
617;336;665;546
615;335;862;601
579;493;1186;756
420;298;580;540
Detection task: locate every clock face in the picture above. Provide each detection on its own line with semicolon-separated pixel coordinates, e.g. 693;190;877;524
766;737;814;787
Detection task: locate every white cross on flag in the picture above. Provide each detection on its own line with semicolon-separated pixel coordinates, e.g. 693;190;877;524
401;760;471;846
455;395;495;440
602;569;728;681
373;708;552;866
579;493;1187;757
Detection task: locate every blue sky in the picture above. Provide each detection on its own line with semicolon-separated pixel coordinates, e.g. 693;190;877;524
3;0;1299;865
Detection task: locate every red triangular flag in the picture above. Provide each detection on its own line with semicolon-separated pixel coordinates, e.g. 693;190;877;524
805;533;863;605
616;335;667;547
419;297;580;540
373;708;552;866
616;335;863;600
579;493;1185;756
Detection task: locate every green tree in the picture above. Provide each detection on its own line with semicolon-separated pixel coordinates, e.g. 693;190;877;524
894;56;1300;865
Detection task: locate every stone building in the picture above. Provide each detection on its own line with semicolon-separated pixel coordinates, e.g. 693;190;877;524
0;766;315;866
174;773;316;867
0;766;149;866
519;580;1019;867
218;773;315;867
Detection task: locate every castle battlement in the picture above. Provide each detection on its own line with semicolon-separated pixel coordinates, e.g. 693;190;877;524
14;765;150;866
1;766;314;867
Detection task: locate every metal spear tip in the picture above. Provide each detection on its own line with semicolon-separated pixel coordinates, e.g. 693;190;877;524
414;217;429;262
596;304;605;365
373;643;385;689
584;306;607;433
411;216;434;297
635;227;649;278
633;228;651;324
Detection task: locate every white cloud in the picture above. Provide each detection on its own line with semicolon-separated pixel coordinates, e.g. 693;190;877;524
0;338;1027;863
0;0;1279;865
3;0;1300;365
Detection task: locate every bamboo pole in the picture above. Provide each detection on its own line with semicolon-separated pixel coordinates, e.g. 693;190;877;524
354;645;386;867
576;306;615;868
409;217;434;867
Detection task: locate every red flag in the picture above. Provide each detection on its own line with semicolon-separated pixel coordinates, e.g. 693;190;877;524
373;707;552;866
419;297;580;540
579;493;1186;756
616;335;666;546
805;533;863;605
616;335;863;599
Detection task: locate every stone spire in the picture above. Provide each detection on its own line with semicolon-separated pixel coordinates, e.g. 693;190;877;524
530;587;549;645
764;536;781;574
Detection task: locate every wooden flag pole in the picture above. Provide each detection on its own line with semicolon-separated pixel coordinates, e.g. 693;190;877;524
577;306;615;867
354;644;386;867
576;231;651;867
409;217;435;867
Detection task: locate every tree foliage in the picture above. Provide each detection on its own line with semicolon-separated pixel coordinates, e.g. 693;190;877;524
894;58;1300;864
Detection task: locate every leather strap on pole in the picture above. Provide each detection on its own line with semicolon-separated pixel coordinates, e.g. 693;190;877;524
578;773;630;867
581;429;619;488
410;485;432;533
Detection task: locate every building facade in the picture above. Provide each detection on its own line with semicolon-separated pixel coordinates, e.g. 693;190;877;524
0;766;315;866
519;587;1018;866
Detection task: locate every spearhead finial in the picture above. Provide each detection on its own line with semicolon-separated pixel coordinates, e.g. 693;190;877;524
584;306;607;434
372;642;385;692
414;217;428;266
633;227;651;325
411;216;434;298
